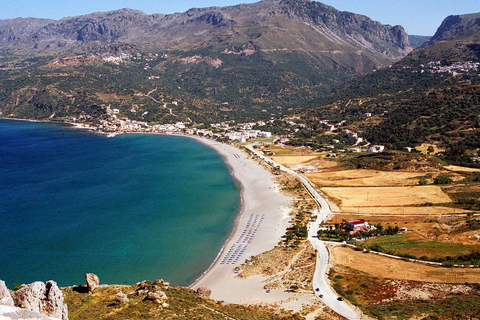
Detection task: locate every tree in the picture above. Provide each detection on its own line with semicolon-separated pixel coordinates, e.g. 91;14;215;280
434;175;453;184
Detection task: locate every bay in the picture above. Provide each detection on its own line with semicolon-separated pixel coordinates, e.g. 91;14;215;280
0;119;240;288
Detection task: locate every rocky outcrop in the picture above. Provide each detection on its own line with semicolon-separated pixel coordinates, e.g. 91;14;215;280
195;287;212;299
45;281;68;320
0;280;14;306
0;305;59;320
12;282;46;314
133;279;169;305
85;273;100;292
9;281;68;320
152;279;169;291
145;290;168;303
116;292;129;304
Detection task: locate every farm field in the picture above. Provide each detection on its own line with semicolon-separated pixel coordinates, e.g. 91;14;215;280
321;186;452;208
337;206;471;215
271;155;320;165
362;233;480;259
444;165;480;173
331;246;480;283
305;169;423;187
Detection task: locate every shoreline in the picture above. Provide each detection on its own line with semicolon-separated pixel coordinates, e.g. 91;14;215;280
188;136;295;304
2;118;296;305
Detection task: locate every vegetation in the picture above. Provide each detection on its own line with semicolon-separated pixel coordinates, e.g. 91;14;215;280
434;175;453;184
63;284;293;320
361;234;480;265
329;266;480;320
318;223;399;242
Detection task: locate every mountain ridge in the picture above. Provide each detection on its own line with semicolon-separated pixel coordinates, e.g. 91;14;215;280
0;0;411;59
0;0;414;123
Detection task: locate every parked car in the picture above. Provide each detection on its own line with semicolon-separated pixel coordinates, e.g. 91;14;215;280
337;297;344;301
319;294;323;298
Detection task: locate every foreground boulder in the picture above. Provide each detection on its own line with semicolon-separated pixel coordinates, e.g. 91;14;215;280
195;287;212;299
116;292;129;304
146;290;168;303
10;281;68;320
0;305;59;320
85;273;100;292
0;280;14;306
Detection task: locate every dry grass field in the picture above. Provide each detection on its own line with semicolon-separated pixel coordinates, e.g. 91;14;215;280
271;155;320;165
338;206;471;215
266;146;318;156
305;169;425;187
322;186;452;207
416;143;445;155
444;165;480;173
331;246;480;283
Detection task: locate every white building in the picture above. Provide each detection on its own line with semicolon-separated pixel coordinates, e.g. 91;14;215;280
367;145;385;153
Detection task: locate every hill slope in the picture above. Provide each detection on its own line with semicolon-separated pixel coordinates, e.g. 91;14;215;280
291;12;480;166
0;0;411;123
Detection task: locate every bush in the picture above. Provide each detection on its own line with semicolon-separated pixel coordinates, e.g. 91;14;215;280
442;261;455;268
434;175;453;184
419;177;428;185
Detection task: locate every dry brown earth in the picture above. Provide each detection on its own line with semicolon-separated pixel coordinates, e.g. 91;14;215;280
444;165;480;172
305;169;423;187
322;186;452;207
331;246;480;283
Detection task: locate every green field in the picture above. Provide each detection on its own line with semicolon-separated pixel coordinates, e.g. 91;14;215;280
363;234;480;259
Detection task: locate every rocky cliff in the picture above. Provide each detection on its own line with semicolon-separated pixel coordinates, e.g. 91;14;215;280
0;280;68;320
427;12;480;44
0;0;411;59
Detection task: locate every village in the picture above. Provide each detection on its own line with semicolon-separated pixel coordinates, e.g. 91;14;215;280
79;111;390;156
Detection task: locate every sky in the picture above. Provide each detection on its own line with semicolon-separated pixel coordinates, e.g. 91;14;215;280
1;0;480;36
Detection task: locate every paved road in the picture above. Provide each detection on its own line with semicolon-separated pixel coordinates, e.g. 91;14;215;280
246;144;360;320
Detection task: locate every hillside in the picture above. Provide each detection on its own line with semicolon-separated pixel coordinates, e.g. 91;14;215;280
0;0;411;123
289;12;480;167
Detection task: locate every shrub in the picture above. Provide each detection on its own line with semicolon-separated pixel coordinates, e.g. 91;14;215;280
442;261;455;268
419;177;428;185
434;175;453;184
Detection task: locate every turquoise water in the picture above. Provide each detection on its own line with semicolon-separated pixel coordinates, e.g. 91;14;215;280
0;119;240;288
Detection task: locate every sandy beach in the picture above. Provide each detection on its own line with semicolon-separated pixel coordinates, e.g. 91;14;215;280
189;137;300;304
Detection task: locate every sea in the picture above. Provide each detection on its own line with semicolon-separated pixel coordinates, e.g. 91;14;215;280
0;119;241;288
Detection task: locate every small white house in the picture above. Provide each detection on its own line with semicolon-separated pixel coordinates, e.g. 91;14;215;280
258;131;272;138
325;124;336;131
367;145;385;153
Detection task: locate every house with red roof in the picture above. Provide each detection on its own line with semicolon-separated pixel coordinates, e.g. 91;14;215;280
345;219;369;232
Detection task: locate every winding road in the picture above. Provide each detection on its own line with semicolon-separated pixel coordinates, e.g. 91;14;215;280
246;144;360;320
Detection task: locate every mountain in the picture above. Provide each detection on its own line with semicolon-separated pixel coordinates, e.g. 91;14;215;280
408;35;431;48
427;12;480;44
0;0;411;59
0;0;411;123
